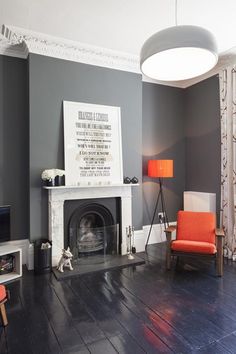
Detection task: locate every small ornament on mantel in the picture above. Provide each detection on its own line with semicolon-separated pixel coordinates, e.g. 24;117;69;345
57;247;74;273
41;169;65;186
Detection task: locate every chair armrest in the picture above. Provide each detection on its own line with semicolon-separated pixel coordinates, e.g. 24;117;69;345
164;226;176;243
164;226;176;234
216;228;225;237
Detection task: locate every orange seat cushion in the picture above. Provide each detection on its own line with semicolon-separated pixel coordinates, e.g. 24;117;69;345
171;240;217;254
0;285;6;301
177;210;216;244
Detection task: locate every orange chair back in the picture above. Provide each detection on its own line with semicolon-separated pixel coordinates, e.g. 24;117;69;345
177;211;216;244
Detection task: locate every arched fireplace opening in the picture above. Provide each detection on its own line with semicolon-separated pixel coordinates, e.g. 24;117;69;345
68;203;118;260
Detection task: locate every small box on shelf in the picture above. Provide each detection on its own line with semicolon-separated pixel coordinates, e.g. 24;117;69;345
0;246;22;283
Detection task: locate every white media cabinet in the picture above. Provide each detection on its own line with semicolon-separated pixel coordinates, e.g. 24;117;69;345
0;246;22;283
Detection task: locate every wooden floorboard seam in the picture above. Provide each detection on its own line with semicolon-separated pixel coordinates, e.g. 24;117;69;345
79;275;174;353
104;270;196;351
98;271;193;353
116;268;209;349
78;279;166;353
49;282;88;348
67;279;149;353
49;279;102;350
117;265;232;350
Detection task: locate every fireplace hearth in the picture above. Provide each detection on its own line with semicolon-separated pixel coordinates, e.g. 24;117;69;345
53;252;145;280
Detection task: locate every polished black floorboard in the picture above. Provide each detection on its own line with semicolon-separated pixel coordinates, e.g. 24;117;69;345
1;243;236;353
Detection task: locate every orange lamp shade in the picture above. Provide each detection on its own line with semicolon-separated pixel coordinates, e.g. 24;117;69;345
148;159;173;178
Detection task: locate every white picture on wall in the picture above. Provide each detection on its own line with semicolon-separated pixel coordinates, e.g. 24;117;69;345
63;101;123;186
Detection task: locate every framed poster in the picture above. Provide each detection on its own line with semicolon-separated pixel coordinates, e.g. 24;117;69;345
63;101;123;186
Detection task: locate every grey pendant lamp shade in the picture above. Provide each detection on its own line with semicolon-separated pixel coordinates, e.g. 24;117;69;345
140;25;218;81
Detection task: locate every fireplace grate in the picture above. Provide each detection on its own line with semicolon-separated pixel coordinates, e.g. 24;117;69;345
78;227;104;253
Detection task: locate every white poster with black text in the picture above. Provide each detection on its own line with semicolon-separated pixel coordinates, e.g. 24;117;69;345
63;101;123;186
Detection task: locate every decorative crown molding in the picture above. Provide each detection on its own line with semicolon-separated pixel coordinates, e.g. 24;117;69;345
0;32;28;59
1;24;236;88
2;24;140;74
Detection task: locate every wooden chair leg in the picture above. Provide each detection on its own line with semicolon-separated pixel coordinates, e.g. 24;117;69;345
164;228;176;271
165;231;172;270
166;250;171;270
216;236;223;277
0;302;8;326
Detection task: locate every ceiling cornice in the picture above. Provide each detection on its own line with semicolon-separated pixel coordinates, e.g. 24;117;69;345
2;24;140;73
1;24;236;89
0;33;28;59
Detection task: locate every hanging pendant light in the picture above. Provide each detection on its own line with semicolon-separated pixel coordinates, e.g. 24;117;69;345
140;2;218;81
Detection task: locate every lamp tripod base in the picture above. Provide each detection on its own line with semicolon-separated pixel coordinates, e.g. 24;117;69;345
145;177;169;251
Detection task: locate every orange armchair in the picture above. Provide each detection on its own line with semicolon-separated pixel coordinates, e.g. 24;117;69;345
0;285;9;326
165;211;225;276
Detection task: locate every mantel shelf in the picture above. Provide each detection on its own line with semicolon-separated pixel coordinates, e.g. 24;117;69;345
43;183;139;190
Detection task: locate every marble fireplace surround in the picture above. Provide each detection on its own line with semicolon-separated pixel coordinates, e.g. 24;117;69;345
44;184;137;266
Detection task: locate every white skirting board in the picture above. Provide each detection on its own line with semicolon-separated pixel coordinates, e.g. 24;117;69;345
0;239;29;265
134;221;176;253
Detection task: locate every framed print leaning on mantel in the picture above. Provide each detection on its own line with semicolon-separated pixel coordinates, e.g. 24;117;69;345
63;101;123;186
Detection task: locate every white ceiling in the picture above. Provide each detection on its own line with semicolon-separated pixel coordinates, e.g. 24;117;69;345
0;0;236;56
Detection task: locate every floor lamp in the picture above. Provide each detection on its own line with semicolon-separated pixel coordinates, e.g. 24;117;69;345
145;159;173;250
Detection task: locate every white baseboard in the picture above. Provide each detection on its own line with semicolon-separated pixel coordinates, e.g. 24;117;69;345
133;230;145;253
0;239;29;265
134;222;177;253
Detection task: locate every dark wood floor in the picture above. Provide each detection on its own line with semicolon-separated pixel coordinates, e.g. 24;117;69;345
1;243;236;354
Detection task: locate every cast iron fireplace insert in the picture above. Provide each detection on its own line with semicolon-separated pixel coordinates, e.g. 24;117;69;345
64;198;121;261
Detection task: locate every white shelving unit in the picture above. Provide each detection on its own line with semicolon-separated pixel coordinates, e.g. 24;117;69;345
0;246;22;283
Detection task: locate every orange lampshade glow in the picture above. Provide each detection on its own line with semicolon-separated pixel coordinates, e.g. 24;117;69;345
148;160;173;178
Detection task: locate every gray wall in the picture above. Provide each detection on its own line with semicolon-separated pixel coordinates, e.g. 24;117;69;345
0;55;28;240
142;82;185;225
0;53;221;241
28;54;143;240
185;75;221;220
142;76;221;226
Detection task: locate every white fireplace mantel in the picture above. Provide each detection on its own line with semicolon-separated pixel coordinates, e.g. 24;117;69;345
44;184;138;266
